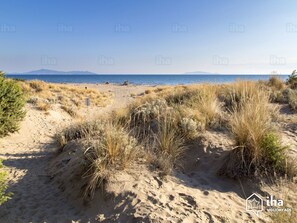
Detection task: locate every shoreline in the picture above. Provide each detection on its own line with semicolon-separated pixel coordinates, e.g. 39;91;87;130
6;74;289;86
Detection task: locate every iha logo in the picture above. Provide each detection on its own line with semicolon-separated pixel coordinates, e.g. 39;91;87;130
246;193;287;216
266;195;283;207
246;193;263;216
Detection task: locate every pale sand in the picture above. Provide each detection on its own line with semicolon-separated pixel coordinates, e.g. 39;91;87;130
0;84;296;223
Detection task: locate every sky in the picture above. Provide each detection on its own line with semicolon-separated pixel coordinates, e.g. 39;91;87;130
0;0;297;74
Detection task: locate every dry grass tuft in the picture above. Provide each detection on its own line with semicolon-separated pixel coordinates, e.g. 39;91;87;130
125;98;189;174
61;105;78;117
288;89;297;111
219;81;261;111
145;89;152;94
268;76;285;91
29;80;48;92
229;90;271;151
218;86;294;179
56;120;138;199
150;115;185;174
266;180;297;223
187;85;222;128
165;87;195;105
35;101;51;111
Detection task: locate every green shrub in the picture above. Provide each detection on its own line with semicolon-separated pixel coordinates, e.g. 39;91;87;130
287;70;297;89
0;72;26;137
0;160;12;205
260;133;288;173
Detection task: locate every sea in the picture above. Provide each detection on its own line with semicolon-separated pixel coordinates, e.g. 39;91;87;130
6;74;289;86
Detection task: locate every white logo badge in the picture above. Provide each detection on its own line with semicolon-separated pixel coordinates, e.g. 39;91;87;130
246;193;263;216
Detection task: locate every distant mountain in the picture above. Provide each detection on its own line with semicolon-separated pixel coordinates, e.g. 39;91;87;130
184;71;213;75
24;69;96;75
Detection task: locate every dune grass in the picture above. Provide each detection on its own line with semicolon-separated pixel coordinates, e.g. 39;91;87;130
56;120;138;199
288;89;297;111
218;84;294;178
148;115;185;174
268;76;285;91
55;80;296;200
61;105;78;117
20;80;112;114
219;81;262;111
266;180;297;223
111;82;293;177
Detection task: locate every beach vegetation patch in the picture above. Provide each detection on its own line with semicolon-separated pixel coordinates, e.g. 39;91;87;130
0;160;12;205
218;86;295;179
288;89;297;111
268;76;285;91
0;71;26;137
56;120;138;199
287;70;297;89
61;105;78;117
19;80;112;113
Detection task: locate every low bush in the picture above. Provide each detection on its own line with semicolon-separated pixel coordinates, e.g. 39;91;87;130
0;160;12;205
130;99;170;138
0;72;26;137
260;133;288;174
179;117;200;139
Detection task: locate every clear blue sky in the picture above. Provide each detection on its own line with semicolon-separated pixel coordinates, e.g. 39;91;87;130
0;0;296;74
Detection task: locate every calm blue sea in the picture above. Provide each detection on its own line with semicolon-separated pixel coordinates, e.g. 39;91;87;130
6;74;288;86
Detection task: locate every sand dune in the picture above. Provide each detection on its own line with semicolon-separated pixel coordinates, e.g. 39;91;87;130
0;83;296;223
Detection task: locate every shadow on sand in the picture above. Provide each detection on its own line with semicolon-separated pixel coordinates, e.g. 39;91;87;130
173;137;266;200
0;142;92;222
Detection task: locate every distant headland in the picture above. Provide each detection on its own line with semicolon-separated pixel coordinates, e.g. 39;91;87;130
12;69;97;75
